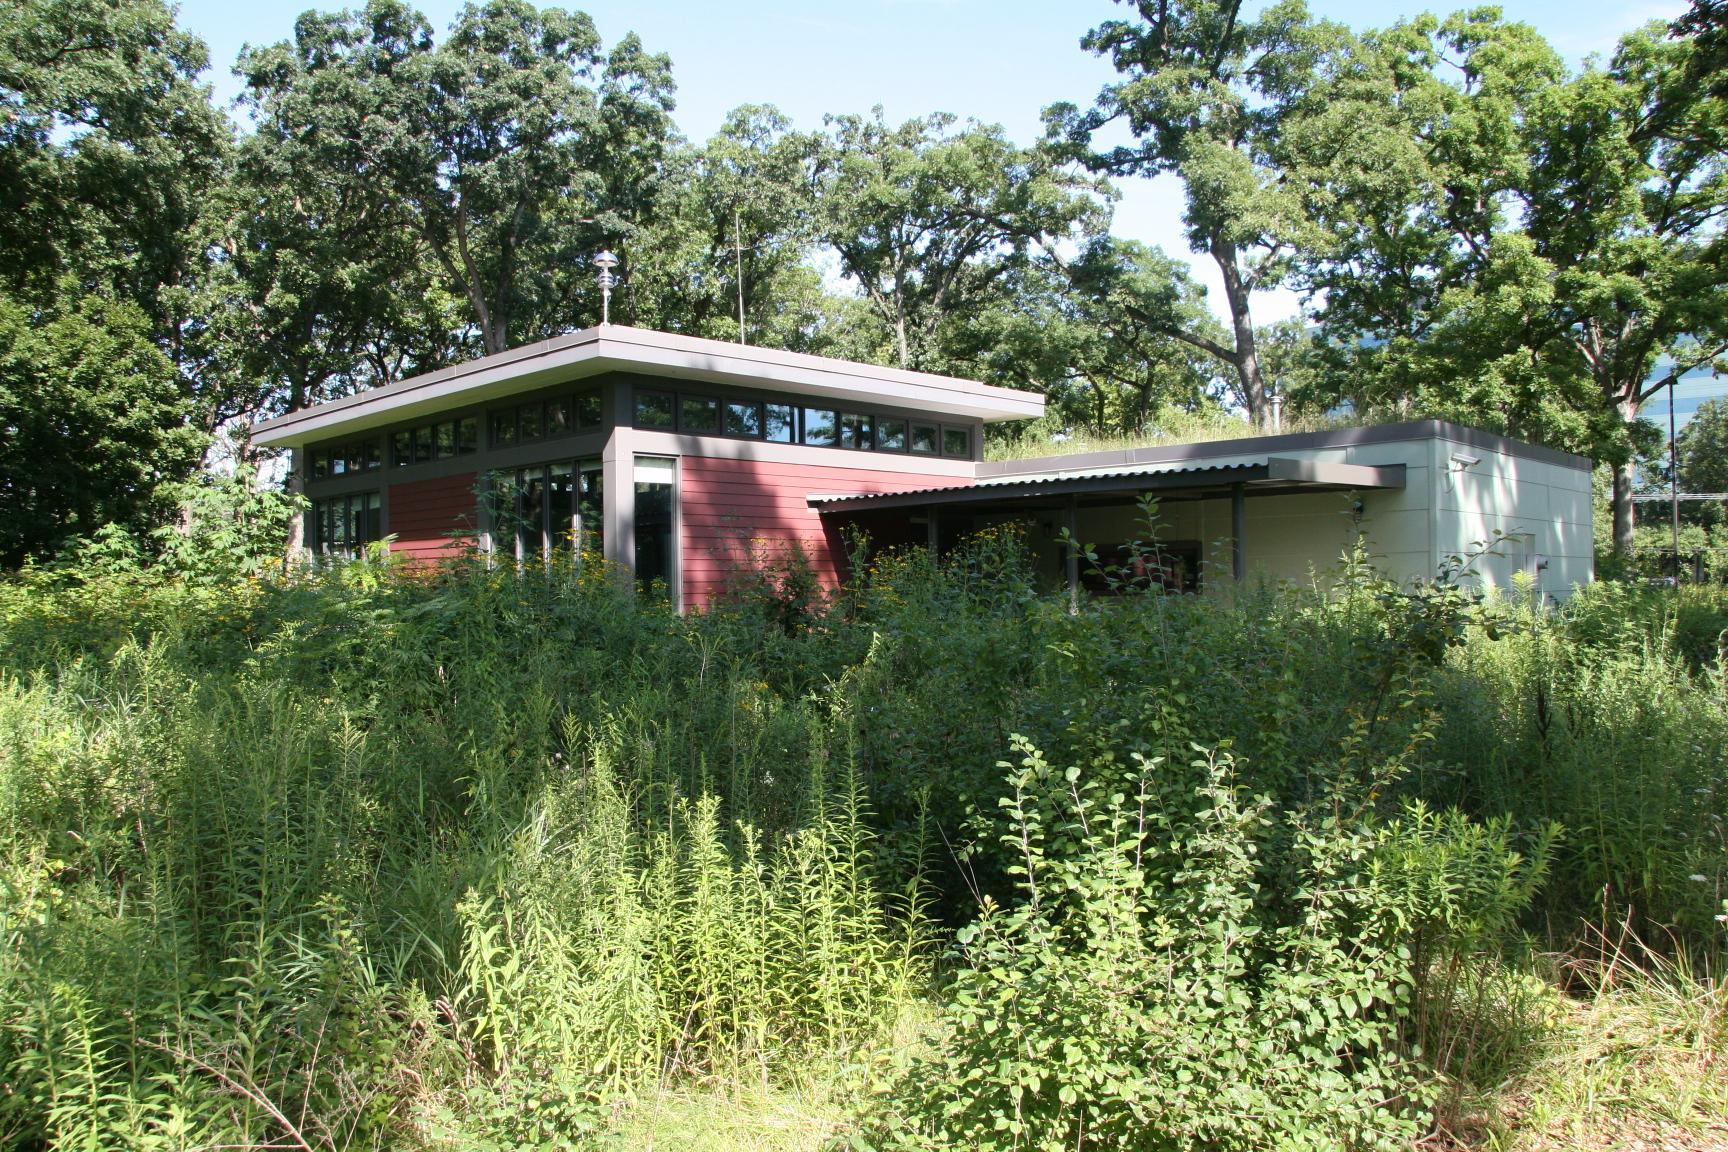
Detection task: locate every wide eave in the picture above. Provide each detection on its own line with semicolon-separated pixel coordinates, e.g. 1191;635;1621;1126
252;325;1046;449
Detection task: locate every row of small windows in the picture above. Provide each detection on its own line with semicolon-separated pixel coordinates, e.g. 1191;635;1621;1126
392;416;480;467
311;390;602;479
634;391;974;459
310;439;383;478
491;390;603;447
310;386;977;478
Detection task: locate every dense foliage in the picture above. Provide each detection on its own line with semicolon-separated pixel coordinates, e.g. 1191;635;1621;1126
0;534;1722;1148
5;0;1726;566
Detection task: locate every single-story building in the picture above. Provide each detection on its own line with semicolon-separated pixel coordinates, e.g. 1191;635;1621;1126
251;324;1594;605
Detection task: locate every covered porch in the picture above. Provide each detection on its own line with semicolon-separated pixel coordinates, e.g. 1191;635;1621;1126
811;456;1408;599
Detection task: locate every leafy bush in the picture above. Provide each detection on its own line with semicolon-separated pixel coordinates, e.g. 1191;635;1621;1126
857;711;1550;1150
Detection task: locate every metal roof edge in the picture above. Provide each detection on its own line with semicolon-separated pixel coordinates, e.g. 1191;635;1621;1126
253;325;1044;447
975;420;1592;478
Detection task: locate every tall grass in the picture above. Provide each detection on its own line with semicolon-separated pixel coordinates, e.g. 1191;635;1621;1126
0;542;1721;1148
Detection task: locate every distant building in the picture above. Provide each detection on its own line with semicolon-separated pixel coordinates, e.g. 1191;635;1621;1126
252;325;1594;605
1642;359;1726;439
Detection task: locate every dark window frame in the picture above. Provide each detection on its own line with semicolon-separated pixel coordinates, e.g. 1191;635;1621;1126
310;490;382;557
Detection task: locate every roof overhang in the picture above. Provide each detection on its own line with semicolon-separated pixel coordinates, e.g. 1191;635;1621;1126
252;325;1046;449
811;457;1406;514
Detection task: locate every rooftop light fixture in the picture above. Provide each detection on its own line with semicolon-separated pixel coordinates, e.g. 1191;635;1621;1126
595;250;619;325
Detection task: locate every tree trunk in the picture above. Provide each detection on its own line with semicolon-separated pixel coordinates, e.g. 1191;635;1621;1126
1611;459;1636;558
284;462;307;567
1211;237;1268;428
1611;395;1639;557
283;377;308;567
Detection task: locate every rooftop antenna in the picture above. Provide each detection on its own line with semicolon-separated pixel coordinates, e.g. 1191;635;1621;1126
734;207;747;345
594;249;618;326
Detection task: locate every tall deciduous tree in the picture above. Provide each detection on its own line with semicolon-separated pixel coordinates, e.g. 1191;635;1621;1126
813;109;1105;373
228;4;469;428
1297;11;1728;554
0;289;204;564
243;0;676;358
0;0;228;319
952;238;1222;433
0;0;226;560
626;105;827;345
1053;0;1346;428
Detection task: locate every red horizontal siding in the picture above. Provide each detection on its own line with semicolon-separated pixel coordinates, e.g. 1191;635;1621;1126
388;472;478;562
679;456;969;610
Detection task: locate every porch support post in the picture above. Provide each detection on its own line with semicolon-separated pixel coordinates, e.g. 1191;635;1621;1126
927;508;939;556
603;426;633;575
1066;493;1081;613
1231;483;1246;582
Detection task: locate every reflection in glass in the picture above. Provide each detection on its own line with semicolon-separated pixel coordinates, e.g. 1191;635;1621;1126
578;461;604;560
576;391;602;428
458;416;478;454
548;463;576;554
765;403;795;442
488;470;519;559
635;393;675;428
910;423;938;454
681;396;721;433
877;419;907;451
521;468;547;558
725;400;762;437
802;408;837;446
943;427;971;458
415;424;436;460
392;430;413;466
634;457;675;595
840;413;873;450
434;422;455;459
519;402;543;441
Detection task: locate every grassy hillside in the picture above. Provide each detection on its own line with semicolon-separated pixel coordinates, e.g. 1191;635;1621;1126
0;533;1722;1149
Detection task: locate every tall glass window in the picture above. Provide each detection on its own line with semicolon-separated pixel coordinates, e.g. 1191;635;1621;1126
578;461;604;559
489;459;604;566
311;492;381;557
634;456;675;596
548;463;577;554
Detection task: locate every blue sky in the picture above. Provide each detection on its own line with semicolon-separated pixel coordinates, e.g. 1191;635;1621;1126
175;0;1691;326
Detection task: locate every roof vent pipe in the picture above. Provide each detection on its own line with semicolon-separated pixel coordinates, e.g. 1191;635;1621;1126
1270;389;1282;433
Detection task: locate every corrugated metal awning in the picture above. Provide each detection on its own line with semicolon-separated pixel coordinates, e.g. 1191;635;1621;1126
810;457;1405;514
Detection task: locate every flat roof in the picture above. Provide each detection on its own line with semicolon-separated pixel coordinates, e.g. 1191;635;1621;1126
252;325;1046;449
975;420;1593;476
